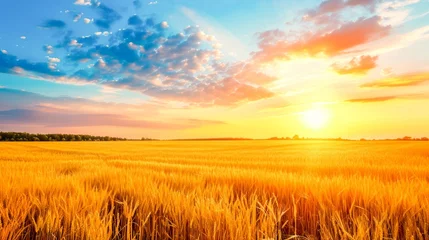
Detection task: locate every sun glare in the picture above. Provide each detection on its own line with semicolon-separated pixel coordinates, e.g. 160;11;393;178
302;108;330;130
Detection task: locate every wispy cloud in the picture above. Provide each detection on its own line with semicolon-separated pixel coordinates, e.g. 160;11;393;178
361;72;429;87
377;0;421;26
346;96;397;103
303;0;377;25
0;88;227;130
346;93;429;103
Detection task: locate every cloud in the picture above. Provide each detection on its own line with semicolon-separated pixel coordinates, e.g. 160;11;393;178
377;0;421;26
48;57;61;63
0;109;187;129
381;67;393;76
76;35;99;47
1;50;7;54
228;62;278;85
253;17;390;63
346;93;429;103
43;45;54;54
74;0;91;5
302;0;378;29
92;3;121;30
73;13;83;22
40;19;67;29
20;36;26;40
131;77;275;106
128;15;143;26
181;6;250;61
331;55;378;75
346;96;397;103
83;18;92;24
2;8;274;106
303;0;377;23
159;21;169;29
133;0;142;9
0;88;227;130
361;72;429;87
0;50;64;77
149;1;158;5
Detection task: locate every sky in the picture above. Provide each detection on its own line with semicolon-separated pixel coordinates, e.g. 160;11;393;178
0;0;429;139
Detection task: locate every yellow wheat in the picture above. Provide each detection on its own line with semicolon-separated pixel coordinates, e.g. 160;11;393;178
0;140;428;239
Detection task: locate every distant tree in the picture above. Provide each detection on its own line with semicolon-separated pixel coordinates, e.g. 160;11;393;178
292;134;300;140
421;137;428;141
39;135;48;141
402;136;412;141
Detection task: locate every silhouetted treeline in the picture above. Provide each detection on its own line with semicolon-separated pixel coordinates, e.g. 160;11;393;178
170;137;253;141
268;135;349;141
268;135;429;141
0;132;127;141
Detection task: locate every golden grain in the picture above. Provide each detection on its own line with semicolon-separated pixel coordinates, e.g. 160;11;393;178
0;140;428;239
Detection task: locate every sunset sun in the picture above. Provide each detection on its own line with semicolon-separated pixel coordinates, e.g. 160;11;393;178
302;108;330;130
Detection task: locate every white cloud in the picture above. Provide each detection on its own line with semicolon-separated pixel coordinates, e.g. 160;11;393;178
45;45;54;54
94;31;111;36
160;21;169;29
364;24;429;55
47;57;60;70
69;39;83;47
149;1;158;5
128;42;138;50
20;36;26;40
74;0;91;5
83;18;92;24
1;49;7;54
180;7;249;61
74;13;83;22
48;57;61;63
377;0;421;26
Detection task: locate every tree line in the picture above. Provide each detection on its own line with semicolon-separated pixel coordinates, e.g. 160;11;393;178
0;132;127;141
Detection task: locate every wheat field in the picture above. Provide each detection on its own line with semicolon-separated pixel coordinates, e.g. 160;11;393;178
0;141;429;239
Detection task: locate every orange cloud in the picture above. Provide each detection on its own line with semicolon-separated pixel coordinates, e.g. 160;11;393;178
346;94;429;103
346;96;397;103
253;17;390;63
331;55;378;75
361;72;429;87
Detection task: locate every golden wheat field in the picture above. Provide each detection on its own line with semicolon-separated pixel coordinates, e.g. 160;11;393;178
1;140;429;240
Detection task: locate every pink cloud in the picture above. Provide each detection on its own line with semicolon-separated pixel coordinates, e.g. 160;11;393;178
253;17;390;63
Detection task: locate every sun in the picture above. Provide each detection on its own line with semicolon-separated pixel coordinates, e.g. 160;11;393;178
301;108;330;130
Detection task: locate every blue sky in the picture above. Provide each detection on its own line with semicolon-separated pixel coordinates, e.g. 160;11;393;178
0;0;429;139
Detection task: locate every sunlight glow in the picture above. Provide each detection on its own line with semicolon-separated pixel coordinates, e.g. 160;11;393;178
301;108;330;130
